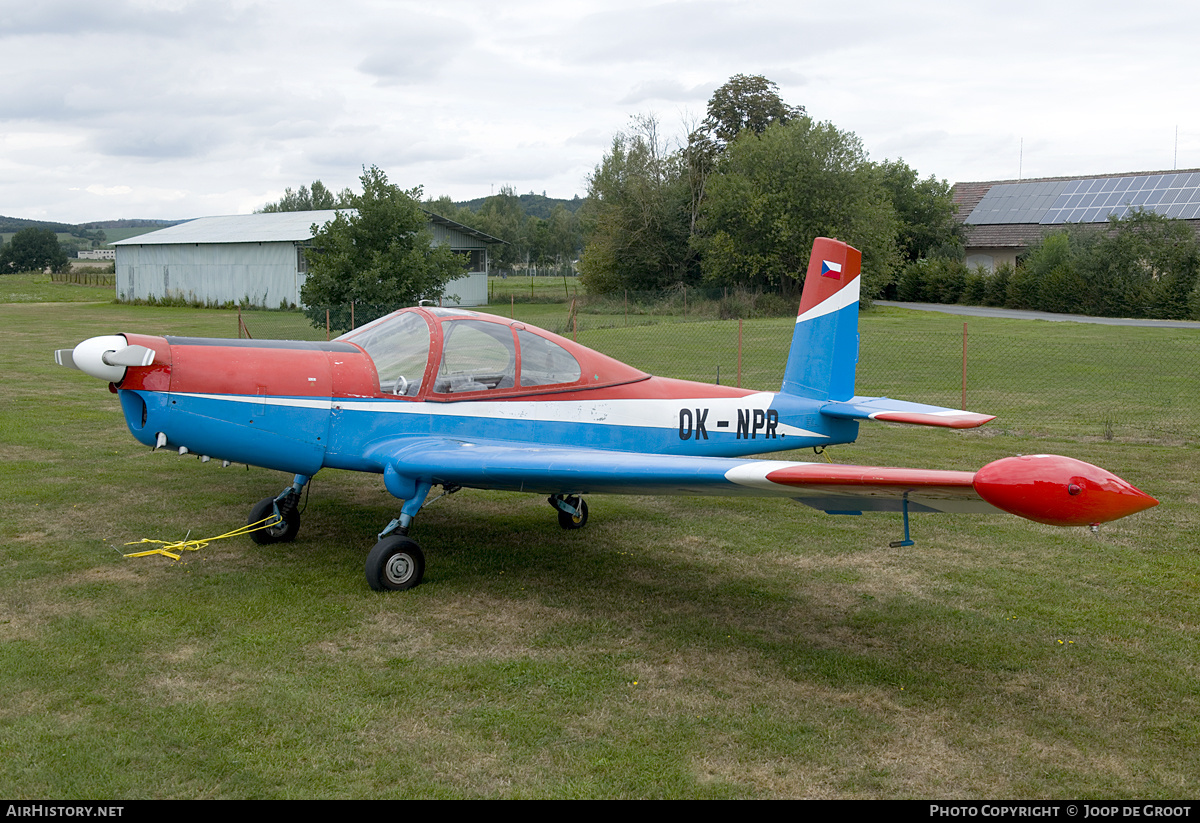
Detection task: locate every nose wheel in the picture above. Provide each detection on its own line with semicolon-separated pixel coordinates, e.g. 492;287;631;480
247;492;301;544
246;475;309;545
366;536;426;591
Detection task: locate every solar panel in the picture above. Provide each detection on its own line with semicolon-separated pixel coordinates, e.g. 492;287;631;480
966;173;1200;225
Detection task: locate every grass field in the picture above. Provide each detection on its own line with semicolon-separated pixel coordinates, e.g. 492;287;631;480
1;285;1198;798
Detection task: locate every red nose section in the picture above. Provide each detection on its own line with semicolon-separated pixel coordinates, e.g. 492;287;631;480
973;454;1158;526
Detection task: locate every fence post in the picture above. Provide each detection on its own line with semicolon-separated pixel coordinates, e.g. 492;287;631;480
738;318;743;388
962;322;968;411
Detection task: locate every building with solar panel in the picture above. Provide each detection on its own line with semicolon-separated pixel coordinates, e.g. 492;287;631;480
952;169;1200;271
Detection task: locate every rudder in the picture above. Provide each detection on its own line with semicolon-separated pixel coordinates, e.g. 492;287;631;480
780;238;862;401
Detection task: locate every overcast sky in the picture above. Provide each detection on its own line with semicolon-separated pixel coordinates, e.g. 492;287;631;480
4;0;1199;224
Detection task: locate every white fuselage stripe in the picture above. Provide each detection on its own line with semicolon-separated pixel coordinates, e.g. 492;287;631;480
170;391;826;438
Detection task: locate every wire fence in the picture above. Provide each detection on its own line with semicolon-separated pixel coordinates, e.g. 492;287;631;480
51;270;117;286
232;300;1200;447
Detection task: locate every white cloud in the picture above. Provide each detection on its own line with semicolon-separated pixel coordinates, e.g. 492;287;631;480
81;185;134;196
3;0;1200;221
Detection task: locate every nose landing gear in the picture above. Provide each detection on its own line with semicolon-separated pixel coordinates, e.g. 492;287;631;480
247;475;309;545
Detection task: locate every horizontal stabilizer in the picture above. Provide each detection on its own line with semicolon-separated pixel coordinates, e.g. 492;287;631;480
821;397;995;429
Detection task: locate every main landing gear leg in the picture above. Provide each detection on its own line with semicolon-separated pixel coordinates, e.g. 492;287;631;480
248;474;309;545
549;494;589;530
366;481;432;592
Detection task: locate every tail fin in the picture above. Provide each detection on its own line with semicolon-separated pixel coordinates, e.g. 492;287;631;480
781;237;862;401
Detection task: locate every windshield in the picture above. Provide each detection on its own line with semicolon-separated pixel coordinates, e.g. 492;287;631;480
339;311;430;396
337;308;589;398
435;319;517;393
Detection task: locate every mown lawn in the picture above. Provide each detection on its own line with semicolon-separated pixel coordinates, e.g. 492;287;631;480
0;294;1196;798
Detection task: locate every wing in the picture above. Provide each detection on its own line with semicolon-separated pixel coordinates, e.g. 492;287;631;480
363;437;1156;525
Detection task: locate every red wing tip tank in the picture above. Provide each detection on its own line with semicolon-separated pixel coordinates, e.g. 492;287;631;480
973;454;1158;526
54;237;1158;591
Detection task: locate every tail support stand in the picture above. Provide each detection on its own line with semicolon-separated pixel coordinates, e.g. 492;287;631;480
889;495;916;548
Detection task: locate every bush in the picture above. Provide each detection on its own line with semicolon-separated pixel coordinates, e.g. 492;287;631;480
985;263;1012;306
896;257;967;304
962;267;988;305
1015;212;1200;318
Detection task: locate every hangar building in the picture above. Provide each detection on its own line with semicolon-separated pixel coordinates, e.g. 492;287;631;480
112;210;502;307
953;168;1200;271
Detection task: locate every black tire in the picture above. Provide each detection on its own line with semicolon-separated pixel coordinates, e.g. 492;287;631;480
366;536;426;592
247;496;300;545
557;496;588;530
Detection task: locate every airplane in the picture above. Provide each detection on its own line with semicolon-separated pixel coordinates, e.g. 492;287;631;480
55;237;1157;591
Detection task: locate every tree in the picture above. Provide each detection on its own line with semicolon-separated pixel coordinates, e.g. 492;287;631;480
703;74;804;146
876;159;963;263
259;180;353;213
1087;210;1200;318
300;166;465;330
544;203;582;266
424;195;476;227
0;227;69;273
473;186;527;271
425;191;582;274
693;117;899;298
578;115;697;292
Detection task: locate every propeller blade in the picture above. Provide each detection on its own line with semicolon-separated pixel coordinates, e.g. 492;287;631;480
102;345;155;368
55;349;79;369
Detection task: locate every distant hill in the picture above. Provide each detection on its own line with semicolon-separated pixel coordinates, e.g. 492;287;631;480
0;216;184;235
1;195;586;247
457;193;584;219
0;216;188;252
0;215;80;235
79;219;187;230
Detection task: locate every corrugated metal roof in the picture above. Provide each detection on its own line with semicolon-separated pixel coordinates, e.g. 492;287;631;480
112;209;506;246
426;212;506;244
112;211;342;245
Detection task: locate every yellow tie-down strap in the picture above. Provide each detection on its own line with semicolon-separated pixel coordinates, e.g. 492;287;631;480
123;515;282;561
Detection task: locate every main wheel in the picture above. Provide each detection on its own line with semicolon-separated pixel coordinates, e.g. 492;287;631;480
366;536;426;592
247;496;300;545
557;496;588;530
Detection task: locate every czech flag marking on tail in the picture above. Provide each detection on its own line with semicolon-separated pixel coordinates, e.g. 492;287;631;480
821;259;843;279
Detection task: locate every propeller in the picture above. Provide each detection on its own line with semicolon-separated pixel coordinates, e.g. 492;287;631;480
55;335;155;382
